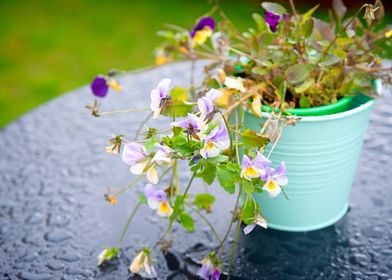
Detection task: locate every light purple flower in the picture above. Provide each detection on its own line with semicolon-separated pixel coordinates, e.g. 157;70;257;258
144;184;173;217
241;152;270;180
263;161;288;197
151;143;172;165
198;255;221;280
91;76;108;98
190;17;216;38
198;89;222;121
171;113;206;140
264;11;281;33
200;119;230;159
121;142;159;184
150;78;171;118
243;213;268;235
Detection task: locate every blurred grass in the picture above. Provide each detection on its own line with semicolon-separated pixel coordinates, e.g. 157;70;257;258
0;0;390;128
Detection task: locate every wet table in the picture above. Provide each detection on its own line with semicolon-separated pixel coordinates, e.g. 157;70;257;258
1;61;391;280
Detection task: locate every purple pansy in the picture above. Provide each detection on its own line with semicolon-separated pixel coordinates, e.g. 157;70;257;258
263;161;287;197
241;152;270;180
121;142;159;184
190;17;216;38
264;11;281;33
171;113;206;140
144;184;173;217
198;255;221;280
150;78;172;119
91;76;108;98
198;89;222;121
200;119;230;159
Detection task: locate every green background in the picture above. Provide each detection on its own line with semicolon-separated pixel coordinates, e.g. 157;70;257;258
0;0;390;128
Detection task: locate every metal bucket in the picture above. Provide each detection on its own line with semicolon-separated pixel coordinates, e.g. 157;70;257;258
244;95;374;231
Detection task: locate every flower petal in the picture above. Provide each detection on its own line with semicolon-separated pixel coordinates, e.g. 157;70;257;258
243;223;257;235
263;179;281;197
130;160;147;175
91;76;108;98
147;166;159;184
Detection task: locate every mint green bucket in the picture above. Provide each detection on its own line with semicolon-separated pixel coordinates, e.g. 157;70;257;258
245;95;374;231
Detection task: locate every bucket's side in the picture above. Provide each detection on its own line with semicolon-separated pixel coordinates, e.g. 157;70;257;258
245;98;374;231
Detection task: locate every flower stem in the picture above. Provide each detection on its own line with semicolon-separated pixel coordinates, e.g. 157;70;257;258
222;115;234;162
98;107;150;116
134;112;153;141
226;212;242;280
112;175;144;197
185;202;222;244
118;201;142;247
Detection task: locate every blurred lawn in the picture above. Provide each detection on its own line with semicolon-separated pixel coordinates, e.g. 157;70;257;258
0;0;390;128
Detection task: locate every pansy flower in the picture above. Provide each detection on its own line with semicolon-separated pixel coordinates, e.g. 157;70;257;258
90;75;122;98
129;248;157;279
200;119;230;159
243;213;267;235
198;89;222;122
151;143;173;165
150;78;172;119
144;184;173;217
198;253;221;280
263;161;287;197
171;113;206;140
190;17;216;46
121;142;159;184
264;11;281;33
241;152;270;180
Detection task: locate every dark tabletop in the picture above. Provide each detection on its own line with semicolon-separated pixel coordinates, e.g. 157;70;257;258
0;61;391;280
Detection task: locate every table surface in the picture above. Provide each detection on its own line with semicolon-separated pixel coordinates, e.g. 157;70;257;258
1;61;391;280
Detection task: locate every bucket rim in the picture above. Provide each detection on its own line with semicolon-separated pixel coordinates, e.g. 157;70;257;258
261;98;374;122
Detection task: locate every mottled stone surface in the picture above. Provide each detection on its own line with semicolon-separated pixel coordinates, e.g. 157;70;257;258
0;61;391;279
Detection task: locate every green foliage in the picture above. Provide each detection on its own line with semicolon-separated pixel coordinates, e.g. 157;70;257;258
161;99;193;118
241;195;259;225
179;211;194;232
241;129;270;150
216;163;240;194
197;161;216;185
194;193;216;210
285;64;313;84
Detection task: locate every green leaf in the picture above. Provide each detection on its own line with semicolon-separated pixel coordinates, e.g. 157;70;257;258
161;99;193;118
302;19;314;38
252;66;269;75
197;161;216;185
104;247;119;260
241;179;254;194
208;155;229;164
179;212;194;232
261;2;286;15
170;87;189;101
194;193;216;210
294;78;314;93
299;96;311;108
139;194;147;204
242;129;270;149
252;13;267;31
279;81;287;102
241;196;258;225
302;4;320;22
285;64;313;84
216;164;238;194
